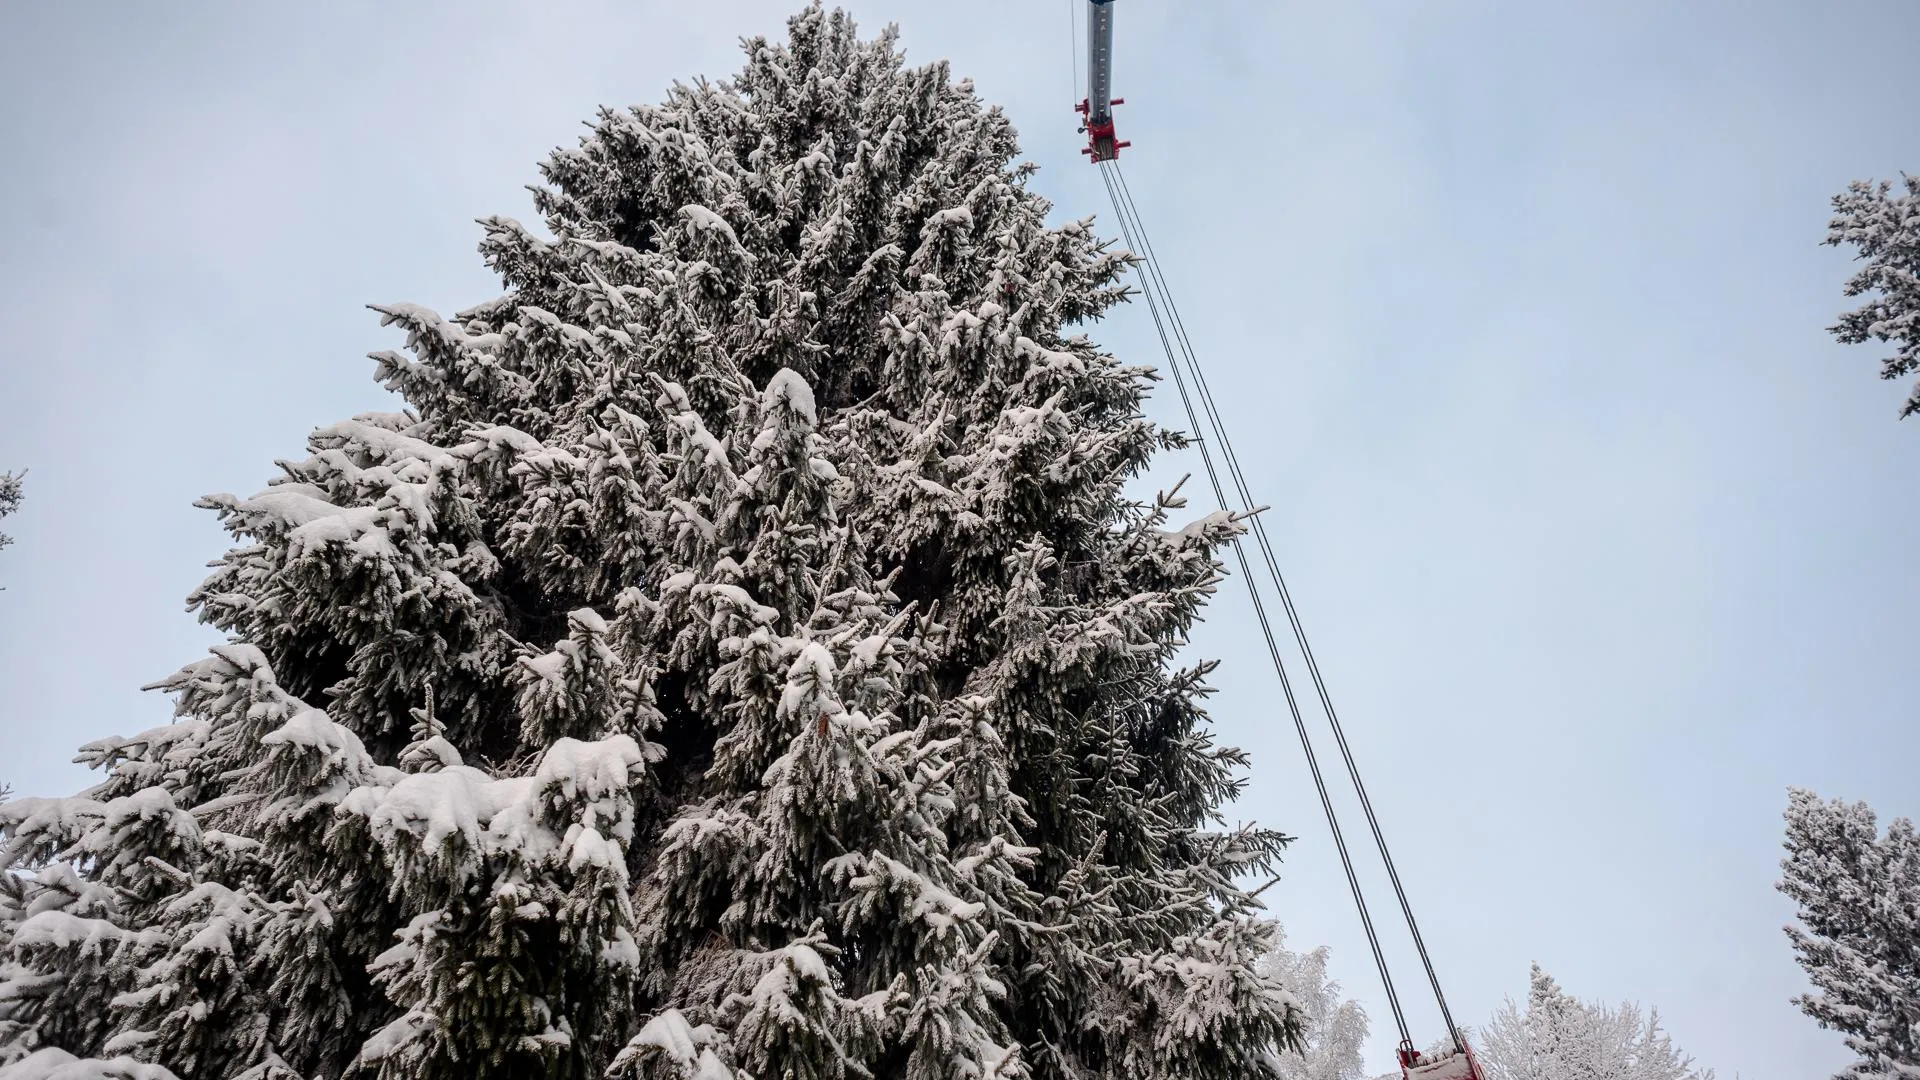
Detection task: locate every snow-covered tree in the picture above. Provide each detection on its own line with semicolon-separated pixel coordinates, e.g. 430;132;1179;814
0;470;21;579
1475;964;1711;1080
1827;174;1920;417
1256;922;1368;1080
0;6;1303;1080
1778;789;1920;1080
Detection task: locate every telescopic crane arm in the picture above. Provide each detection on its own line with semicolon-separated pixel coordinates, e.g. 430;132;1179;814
1078;0;1129;162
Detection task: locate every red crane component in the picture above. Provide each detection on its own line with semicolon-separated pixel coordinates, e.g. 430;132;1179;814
1399;1038;1487;1080
1076;97;1131;162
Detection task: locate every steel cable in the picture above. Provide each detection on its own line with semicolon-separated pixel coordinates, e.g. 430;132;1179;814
1095;160;1417;1051
1104;161;1464;1050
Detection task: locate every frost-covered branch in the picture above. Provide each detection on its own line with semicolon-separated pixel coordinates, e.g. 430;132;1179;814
1827;175;1920;417
0;470;21;551
0;470;21;593
1778;789;1920;1080
1476;965;1713;1080
1256;922;1368;1080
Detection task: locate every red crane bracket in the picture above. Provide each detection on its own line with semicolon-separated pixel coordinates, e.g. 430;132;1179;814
1076;98;1131;162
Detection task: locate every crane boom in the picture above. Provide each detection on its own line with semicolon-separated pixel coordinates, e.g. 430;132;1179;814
1087;0;1115;128
1078;0;1129;162
1071;2;1487;1076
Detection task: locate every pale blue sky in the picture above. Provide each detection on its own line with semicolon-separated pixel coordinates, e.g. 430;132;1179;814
1;3;1914;1078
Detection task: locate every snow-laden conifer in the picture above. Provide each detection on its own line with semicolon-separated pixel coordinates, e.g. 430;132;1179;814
0;6;1301;1079
0;469;21;589
1778;789;1920;1080
1827;174;1920;416
0;471;20;552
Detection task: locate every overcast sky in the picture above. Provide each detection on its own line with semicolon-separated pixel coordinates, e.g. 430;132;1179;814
2;2;1915;1078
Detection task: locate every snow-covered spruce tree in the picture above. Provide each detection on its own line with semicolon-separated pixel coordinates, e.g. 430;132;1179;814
0;470;21;584
1778;789;1920;1080
0;7;1303;1080
1255;923;1366;1080
0;470;20;547
1827;173;1920;417
1475;965;1711;1080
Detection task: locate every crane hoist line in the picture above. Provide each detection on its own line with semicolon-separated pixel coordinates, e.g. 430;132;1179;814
1070;4;1484;1079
